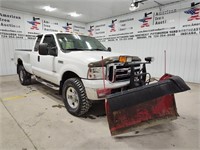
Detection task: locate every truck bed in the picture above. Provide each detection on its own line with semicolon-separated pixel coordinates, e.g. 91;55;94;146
14;49;32;74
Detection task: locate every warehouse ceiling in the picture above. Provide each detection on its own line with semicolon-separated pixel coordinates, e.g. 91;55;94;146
0;0;184;23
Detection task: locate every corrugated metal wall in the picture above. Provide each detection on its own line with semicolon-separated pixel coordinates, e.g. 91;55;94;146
0;38;34;75
0;35;199;83
102;34;200;83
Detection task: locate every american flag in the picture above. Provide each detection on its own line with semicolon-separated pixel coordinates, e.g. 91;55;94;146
88;26;94;36
109;24;116;32
184;8;200;21
139;17;152;28
30;22;40;30
88;29;94;36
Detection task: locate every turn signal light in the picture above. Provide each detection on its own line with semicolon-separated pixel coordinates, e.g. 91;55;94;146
119;56;132;63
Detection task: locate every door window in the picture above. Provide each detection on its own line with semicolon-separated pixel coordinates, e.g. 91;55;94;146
42;35;57;56
34;35;43;51
43;35;56;48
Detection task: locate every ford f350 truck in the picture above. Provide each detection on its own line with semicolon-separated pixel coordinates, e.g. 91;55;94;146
14;32;190;136
14;33;141;115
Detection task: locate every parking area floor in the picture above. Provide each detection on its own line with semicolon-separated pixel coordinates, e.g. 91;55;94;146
0;75;200;150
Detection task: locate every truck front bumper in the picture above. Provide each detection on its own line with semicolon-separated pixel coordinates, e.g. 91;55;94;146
81;79;130;100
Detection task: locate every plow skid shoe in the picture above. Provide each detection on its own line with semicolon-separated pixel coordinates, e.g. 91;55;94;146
105;74;190;136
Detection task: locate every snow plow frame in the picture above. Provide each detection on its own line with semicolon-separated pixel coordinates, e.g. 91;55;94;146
105;58;190;136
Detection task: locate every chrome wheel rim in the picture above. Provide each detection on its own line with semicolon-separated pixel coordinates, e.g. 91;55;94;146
66;87;79;109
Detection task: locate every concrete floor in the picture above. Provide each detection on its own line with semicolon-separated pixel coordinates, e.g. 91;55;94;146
0;75;199;150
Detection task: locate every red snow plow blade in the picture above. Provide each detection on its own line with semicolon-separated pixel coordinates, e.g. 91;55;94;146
105;74;190;136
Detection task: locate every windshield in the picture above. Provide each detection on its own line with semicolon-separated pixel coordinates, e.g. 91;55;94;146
56;34;107;51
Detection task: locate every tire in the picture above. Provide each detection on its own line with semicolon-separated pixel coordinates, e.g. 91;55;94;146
62;78;91;116
18;65;31;85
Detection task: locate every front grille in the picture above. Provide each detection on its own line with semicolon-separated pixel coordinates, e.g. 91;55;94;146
115;65;130;81
107;63;141;83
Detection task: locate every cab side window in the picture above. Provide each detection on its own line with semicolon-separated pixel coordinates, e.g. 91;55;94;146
34;35;42;51
42;35;57;56
43;35;56;48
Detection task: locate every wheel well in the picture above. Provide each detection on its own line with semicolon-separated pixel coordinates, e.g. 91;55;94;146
17;59;23;74
60;71;80;94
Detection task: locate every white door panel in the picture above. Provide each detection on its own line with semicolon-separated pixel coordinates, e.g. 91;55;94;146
31;34;58;84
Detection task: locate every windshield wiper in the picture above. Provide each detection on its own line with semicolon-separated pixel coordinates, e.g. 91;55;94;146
91;48;107;51
64;48;85;51
64;48;107;51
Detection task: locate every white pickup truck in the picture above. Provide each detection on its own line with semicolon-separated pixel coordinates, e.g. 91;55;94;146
14;32;143;116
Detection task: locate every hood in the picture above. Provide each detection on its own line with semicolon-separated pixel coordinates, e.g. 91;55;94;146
65;51;141;67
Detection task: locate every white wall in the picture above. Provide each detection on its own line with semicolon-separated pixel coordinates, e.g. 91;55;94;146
86;0;200;83
102;34;200;83
0;38;34;75
1;1;200;84
0;7;86;76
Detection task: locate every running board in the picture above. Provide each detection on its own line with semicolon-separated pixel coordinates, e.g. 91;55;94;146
35;77;59;90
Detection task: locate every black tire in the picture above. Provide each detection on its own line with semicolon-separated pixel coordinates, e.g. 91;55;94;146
62;78;91;116
18;65;31;85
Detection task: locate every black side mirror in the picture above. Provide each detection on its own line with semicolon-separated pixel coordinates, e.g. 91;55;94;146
108;47;112;52
39;43;48;55
49;47;57;56
145;57;154;63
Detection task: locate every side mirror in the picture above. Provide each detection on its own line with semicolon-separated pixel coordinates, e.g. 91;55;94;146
145;57;154;63
107;47;111;52
49;47;57;56
39;43;48;55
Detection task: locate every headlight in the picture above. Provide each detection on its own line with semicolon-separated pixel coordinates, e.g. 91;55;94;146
87;67;106;79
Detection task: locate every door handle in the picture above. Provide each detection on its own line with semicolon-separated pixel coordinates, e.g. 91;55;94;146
38;56;40;62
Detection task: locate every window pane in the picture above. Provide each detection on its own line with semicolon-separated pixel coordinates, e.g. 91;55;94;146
43;35;56;47
34;35;42;51
57;34;106;51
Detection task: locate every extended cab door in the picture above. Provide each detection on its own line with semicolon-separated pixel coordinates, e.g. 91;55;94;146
31;34;58;84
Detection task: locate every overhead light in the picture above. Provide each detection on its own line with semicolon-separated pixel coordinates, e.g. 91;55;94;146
129;5;137;11
42;6;57;12
129;0;143;11
67;12;82;17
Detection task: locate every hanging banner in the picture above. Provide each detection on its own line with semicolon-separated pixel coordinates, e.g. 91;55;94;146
73;23;86;35
87;0;200;42
0;8;87;39
180;0;200;36
1;0;200;40
0;9;25;39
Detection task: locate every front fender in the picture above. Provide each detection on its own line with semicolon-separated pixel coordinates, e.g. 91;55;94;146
58;63;88;81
